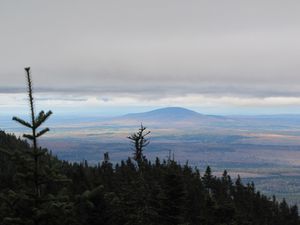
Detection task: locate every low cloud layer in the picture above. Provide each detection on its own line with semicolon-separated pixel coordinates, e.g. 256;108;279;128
1;0;300;110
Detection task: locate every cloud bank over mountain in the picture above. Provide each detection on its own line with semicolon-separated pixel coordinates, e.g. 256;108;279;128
1;0;300;111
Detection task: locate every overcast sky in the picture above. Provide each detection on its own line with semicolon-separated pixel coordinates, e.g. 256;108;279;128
1;0;300;115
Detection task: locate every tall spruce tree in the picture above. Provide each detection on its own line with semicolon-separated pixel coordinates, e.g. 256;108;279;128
12;67;52;199
9;67;72;225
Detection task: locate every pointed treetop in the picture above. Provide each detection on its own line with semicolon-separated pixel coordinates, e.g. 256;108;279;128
13;67;52;142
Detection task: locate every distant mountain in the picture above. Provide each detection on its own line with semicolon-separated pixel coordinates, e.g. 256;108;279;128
76;107;300;131
122;107;202;120
111;107;226;127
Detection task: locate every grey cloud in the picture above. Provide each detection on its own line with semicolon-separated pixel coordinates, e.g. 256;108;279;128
34;97;87;102
1;0;300;100
3;82;300;100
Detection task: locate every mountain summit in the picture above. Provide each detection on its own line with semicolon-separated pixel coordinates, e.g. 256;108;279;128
106;107;227;127
123;107;202;120
121;107;202;121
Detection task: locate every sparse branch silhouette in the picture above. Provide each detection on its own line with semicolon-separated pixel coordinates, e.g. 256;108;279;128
128;123;150;166
12;67;53;198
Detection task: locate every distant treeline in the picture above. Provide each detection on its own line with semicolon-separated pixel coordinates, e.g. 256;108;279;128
0;130;299;225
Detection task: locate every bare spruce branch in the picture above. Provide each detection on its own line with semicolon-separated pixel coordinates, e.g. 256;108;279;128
12;117;32;128
23;134;34;140
36;128;50;138
128;124;151;165
35;110;53;128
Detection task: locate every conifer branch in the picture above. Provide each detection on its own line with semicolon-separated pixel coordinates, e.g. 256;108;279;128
35;110;52;128
12;117;32;128
23;134;34;140
36;128;50;138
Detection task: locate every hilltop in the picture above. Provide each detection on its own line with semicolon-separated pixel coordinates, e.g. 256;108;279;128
109;107;226;127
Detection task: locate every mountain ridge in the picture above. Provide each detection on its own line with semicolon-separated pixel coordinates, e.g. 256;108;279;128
122;107;202;119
